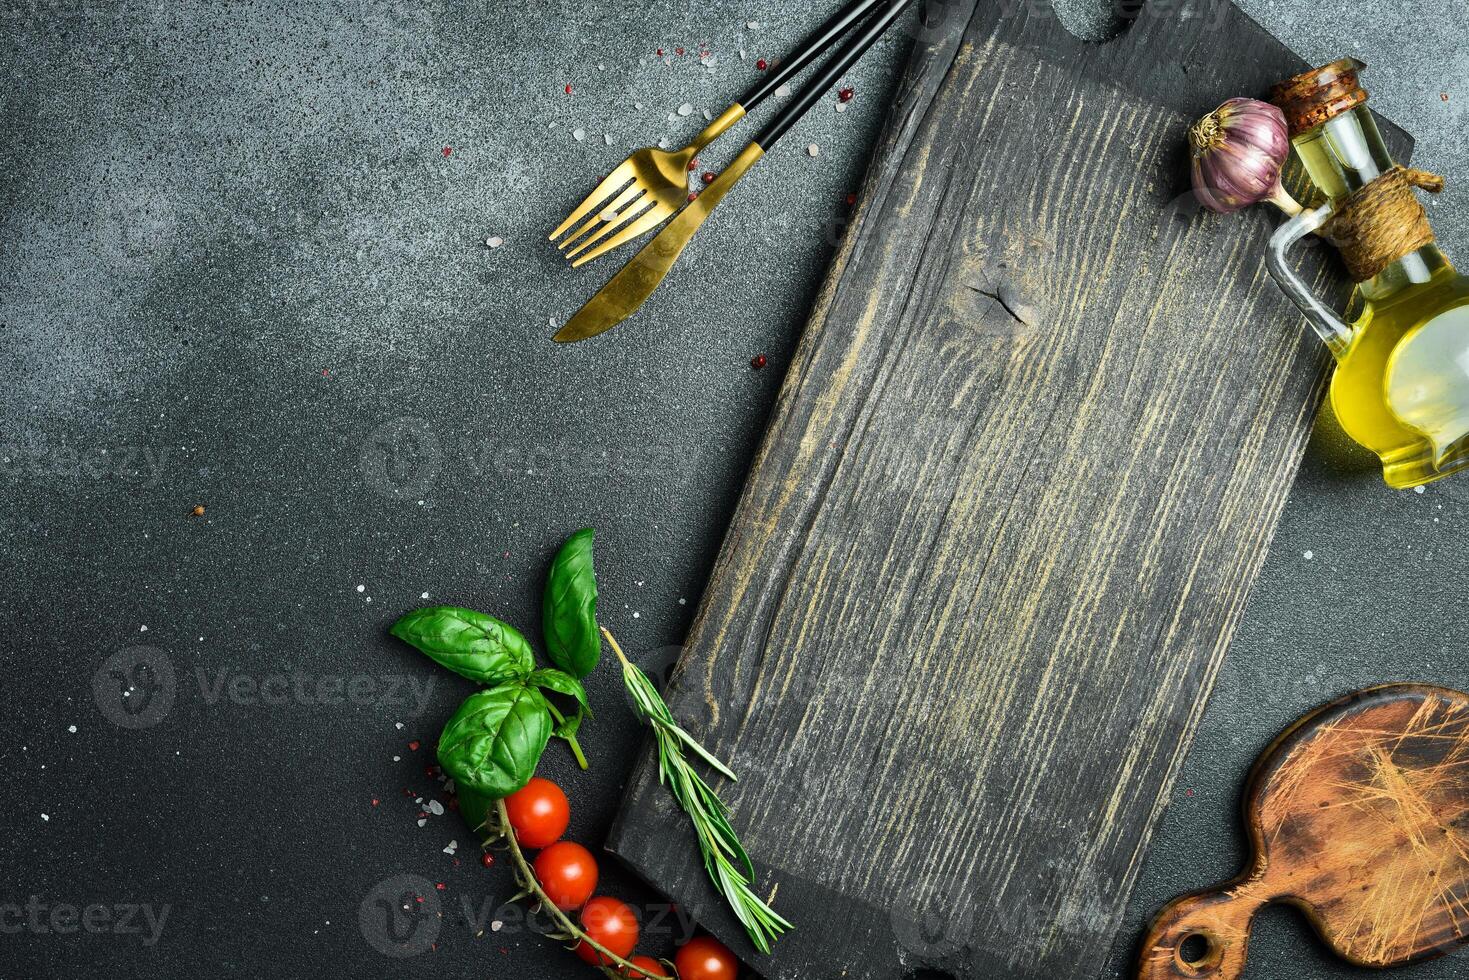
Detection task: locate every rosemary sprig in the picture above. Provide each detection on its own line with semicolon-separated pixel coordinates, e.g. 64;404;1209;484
603;627;793;954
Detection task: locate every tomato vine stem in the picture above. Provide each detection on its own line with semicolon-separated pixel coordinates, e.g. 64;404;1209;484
492;799;642;978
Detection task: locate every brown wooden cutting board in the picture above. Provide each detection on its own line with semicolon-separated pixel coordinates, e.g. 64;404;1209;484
1139;685;1469;979
609;3;1413;978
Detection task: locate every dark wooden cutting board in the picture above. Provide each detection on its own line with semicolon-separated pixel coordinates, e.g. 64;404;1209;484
609;3;1413;978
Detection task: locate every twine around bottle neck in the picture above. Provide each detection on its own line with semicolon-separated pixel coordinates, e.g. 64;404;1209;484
1323;166;1446;283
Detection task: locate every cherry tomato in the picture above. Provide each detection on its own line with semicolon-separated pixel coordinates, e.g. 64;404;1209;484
533;841;599;910
574;895;639;966
623;955;670;978
675;935;739;980
503;777;569;848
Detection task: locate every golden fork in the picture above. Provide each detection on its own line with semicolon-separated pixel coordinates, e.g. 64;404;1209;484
549;0;889;268
549;106;745;267
556;0;916;342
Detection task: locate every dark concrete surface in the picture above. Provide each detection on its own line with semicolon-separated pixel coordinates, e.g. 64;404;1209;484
2;1;1467;978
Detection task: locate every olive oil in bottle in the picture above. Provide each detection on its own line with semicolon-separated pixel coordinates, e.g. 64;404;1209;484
1269;59;1469;489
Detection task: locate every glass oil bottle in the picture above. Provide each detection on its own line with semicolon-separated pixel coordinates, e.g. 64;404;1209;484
1267;59;1469;489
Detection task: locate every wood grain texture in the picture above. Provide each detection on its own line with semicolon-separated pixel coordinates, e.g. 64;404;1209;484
1138;685;1469;979
609;3;1414;978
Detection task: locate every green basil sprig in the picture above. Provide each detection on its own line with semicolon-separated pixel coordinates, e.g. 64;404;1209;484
437;683;553;799
388;529;605;798
542;528;601;679
389;606;533;684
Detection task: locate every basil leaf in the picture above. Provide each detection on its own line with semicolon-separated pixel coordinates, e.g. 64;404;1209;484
437;684;553;800
529;668;590;713
390;606;534;684
456;786;494;835
542;528;601;678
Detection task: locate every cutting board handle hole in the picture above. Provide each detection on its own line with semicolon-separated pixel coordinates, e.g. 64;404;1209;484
1177;932;1215;970
1054;0;1148;43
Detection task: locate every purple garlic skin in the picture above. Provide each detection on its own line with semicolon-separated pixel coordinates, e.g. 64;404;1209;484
1189;98;1292;214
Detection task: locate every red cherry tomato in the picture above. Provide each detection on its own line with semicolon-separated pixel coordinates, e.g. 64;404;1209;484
623;955;670;978
574;896;639;966
533;841;599;910
675;935;739;980
503;777;569;848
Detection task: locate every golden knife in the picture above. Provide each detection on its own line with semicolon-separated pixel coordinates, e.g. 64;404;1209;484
554;0;915;343
555;143;764;343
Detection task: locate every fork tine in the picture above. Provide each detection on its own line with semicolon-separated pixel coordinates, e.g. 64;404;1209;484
559;183;646;251
568;200;673;267
563;194;658;260
549;159;637;241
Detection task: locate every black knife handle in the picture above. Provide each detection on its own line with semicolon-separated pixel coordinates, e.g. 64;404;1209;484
753;0;917;150
737;0;888;111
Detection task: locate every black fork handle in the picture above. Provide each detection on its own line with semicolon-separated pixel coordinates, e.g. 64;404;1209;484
753;0;917;150
737;0;888;111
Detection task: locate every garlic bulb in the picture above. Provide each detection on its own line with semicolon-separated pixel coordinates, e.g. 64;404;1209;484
1189;98;1302;217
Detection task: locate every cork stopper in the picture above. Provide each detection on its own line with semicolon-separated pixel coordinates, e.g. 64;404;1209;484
1270;58;1369;137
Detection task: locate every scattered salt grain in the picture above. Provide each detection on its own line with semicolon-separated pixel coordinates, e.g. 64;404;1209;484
573;128;586;141
443;839;458;854
139;625;148;632
677;103;694;117
604;133;613;145
392;755;401;762
41;813;49;822
835;102;847;114
395;722;404;729
775;82;792;98
486;236;504;248
600;207;619;222
747;20;759;28
807;144;821;157
634;101;644;110
428;800;445;816
420;592;429;600
1415;485;1426;494
491;921;503;932
356;584;365;592
417;818;427;827
67;725;76;734
703;109;712;120
1304;550;1314;560
657;138;670;149
739;50;747;60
